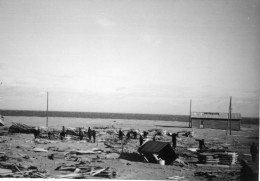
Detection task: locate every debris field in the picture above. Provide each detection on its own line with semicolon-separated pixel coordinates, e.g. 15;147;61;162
0;117;258;180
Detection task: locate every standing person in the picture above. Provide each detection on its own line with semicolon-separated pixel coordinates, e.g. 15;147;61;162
34;127;40;139
153;135;156;141
48;131;52;140
60;126;66;140
143;131;148;138
87;127;92;142
172;133;177;149
250;142;258;162
139;134;143;146
126;131;131;139
133;131;137;139
196;139;206;150
79;128;83;140
119;129;123;140
62;126;66;137
92;130;96;143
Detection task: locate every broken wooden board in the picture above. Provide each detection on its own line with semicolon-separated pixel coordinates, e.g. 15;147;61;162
31;148;48;152
187;148;198;152
0;168;12;174
91;168;106;176
196;164;230;168
167;175;185;180
105;153;120;159
56;173;84;179
70;150;102;155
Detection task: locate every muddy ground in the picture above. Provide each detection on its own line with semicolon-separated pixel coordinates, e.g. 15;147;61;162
0;116;259;180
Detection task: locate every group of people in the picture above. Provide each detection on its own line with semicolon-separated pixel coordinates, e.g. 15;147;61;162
85;127;96;143
119;128;204;151
36;126;259;163
118;129;144;146
119;129;139;140
34;126;97;143
62;126;96;142
76;127;96;143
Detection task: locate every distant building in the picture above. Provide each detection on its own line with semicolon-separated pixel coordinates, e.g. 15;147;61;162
190;112;242;131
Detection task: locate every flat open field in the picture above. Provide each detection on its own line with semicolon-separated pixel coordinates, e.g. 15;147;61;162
0;116;259;180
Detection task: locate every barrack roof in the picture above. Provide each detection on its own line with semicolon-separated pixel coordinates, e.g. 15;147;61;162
191;112;242;120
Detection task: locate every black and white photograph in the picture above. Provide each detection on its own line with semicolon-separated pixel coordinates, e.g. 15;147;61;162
0;0;259;180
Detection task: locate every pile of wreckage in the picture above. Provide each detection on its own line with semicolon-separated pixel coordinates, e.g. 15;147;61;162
2;121;245;180
8;123;36;134
198;151;238;165
0;162;117;179
0;143;119;178
55;164;117;179
138;141;177;165
8;123;119;140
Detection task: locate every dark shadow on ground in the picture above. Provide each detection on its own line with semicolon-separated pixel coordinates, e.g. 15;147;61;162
119;152;144;162
247;137;259;139
155;125;189;128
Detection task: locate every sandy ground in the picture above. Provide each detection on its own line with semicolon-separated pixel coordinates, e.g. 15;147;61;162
0;116;259;180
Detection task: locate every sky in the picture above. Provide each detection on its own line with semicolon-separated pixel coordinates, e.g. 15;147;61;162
0;0;259;117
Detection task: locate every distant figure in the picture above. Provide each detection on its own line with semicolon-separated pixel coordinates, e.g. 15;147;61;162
250;142;258;162
92;130;96;143
153;135;156;141
79;128;83;140
60;126;66;140
119;129;123;140
48;131;52;140
87;127;92;142
126;131;131;139
133;131;137;139
172;133;177;149
196;139;206;150
143;131;148;138
139;135;143;146
34;127;40;139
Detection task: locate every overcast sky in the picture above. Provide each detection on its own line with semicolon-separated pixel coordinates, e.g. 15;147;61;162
0;0;259;117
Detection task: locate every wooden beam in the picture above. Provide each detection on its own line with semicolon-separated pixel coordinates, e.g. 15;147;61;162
229;96;232;135
189;99;192;128
46;92;49;127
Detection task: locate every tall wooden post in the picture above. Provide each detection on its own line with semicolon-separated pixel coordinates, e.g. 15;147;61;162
226;97;229;136
226;118;229;136
46;92;49;127
229;96;232;135
189;99;192;128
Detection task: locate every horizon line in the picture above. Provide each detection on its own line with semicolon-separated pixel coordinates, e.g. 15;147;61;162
0;109;258;118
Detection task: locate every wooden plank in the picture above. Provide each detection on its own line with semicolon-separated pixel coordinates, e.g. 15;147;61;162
196;164;230;168
92;168;106;176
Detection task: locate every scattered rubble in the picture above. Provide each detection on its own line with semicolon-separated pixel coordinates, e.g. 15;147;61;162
8;123;35;134
0;121;255;180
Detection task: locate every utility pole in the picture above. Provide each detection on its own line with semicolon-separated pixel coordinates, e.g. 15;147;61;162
229;96;232;135
189;99;192;128
226;118;229;136
46;92;49;127
226;97;229;136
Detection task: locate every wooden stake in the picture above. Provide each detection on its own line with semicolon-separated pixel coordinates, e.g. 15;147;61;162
229;96;232;135
226;98;229;136
226;119;228;136
46;92;49;127
189;99;192;128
